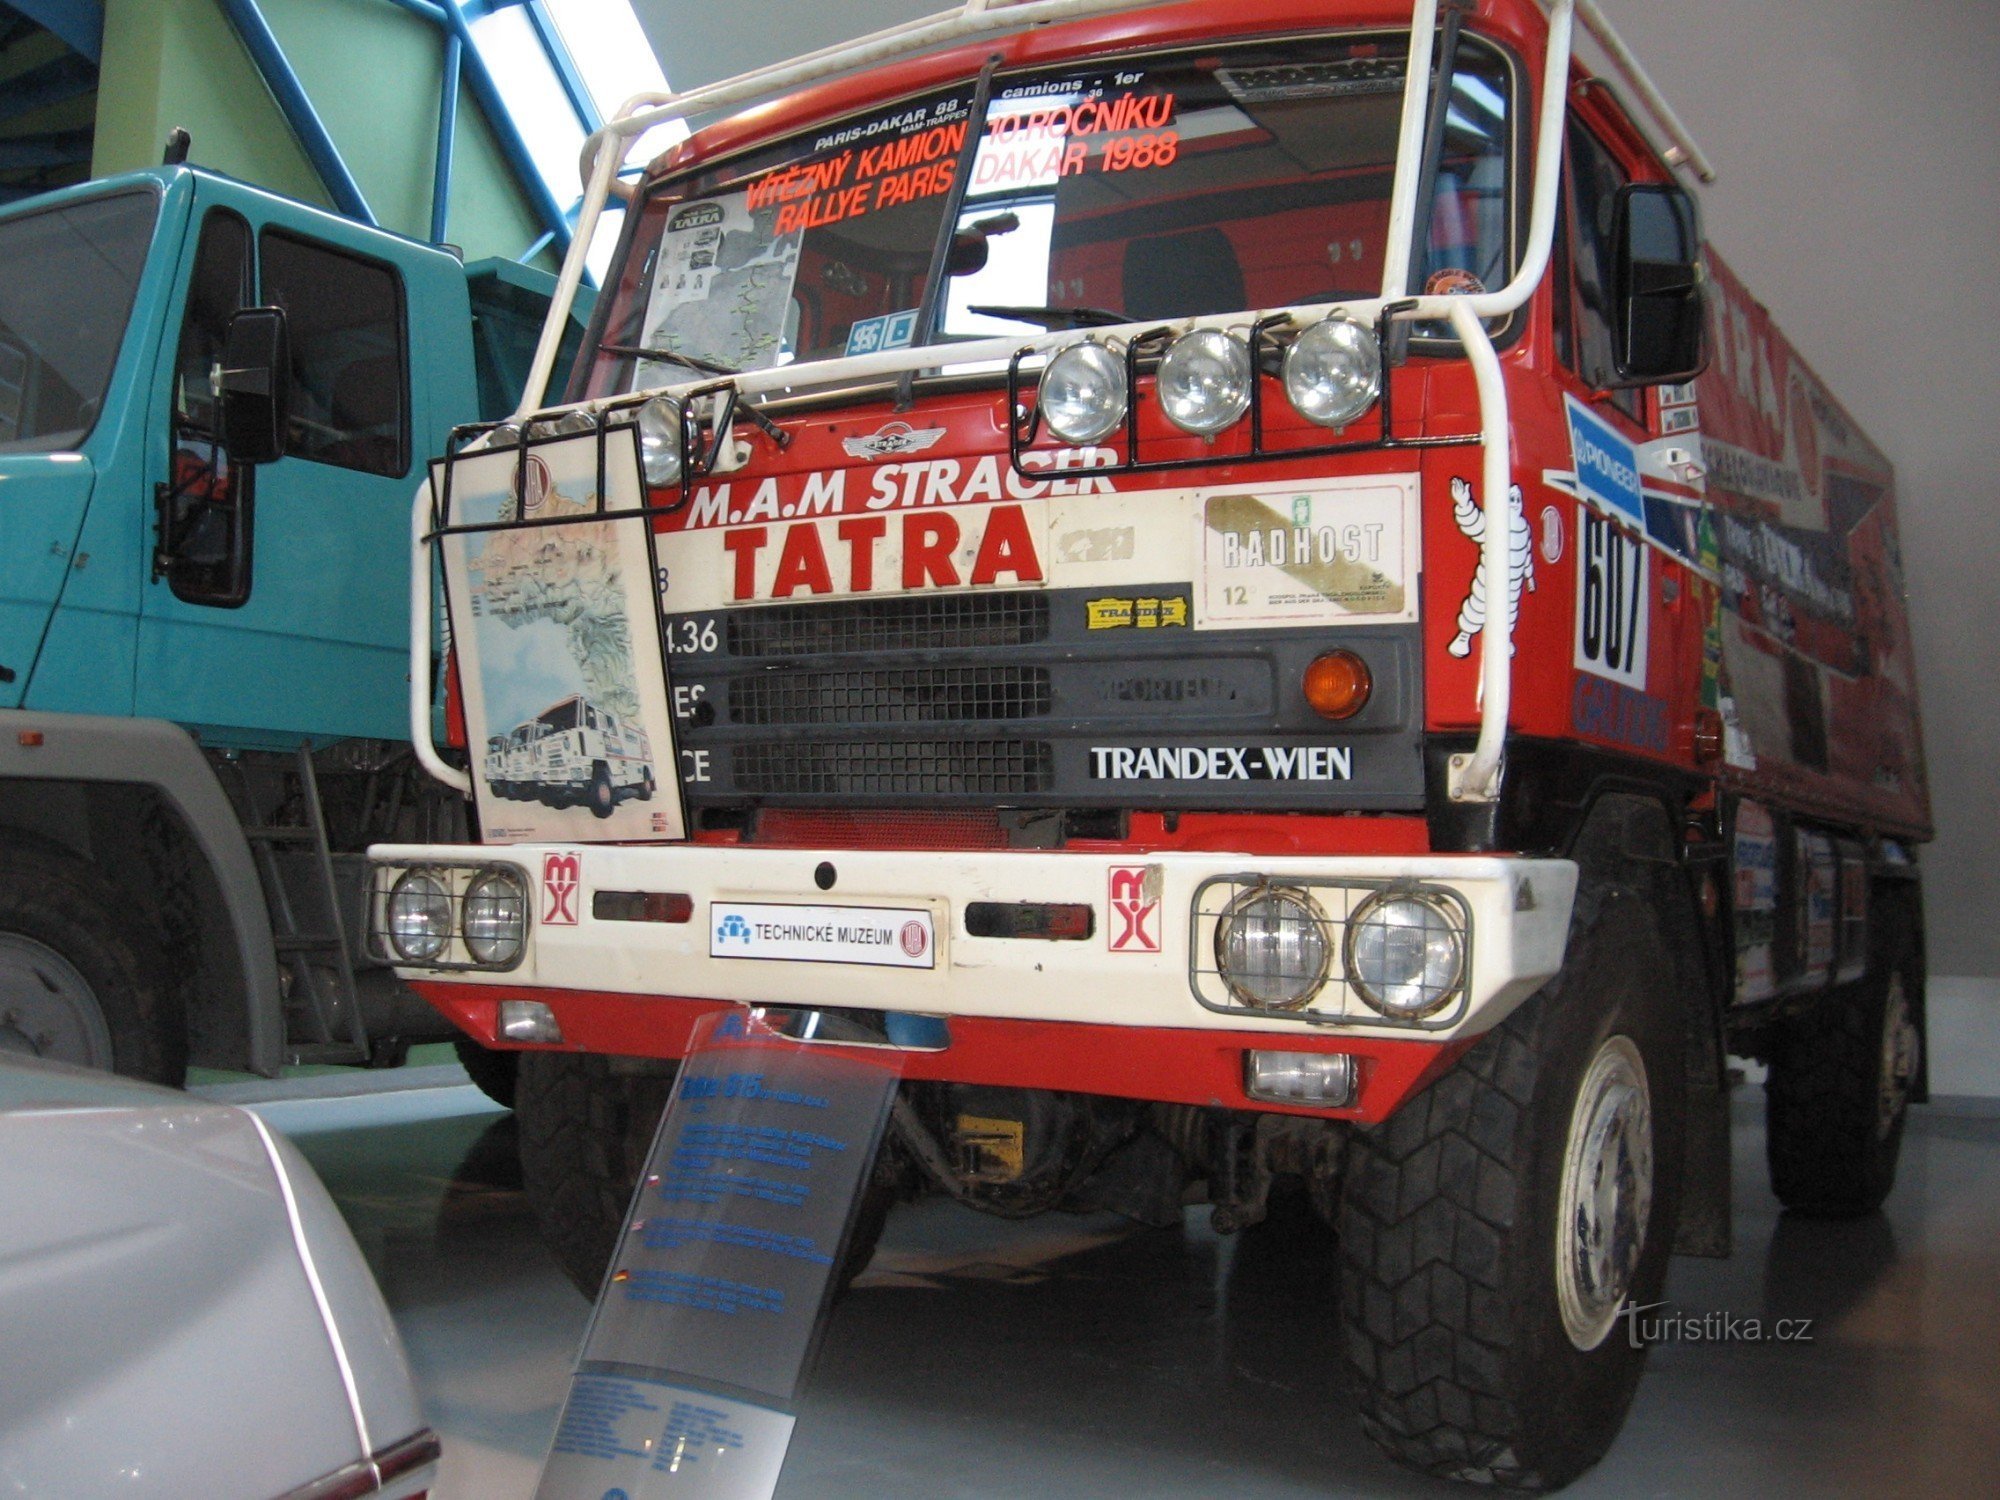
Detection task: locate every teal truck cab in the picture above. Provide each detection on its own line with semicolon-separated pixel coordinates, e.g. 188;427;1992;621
0;164;577;1085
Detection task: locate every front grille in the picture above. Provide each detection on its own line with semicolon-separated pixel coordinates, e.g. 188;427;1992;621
726;592;1049;657
735;740;1054;797
730;666;1052;726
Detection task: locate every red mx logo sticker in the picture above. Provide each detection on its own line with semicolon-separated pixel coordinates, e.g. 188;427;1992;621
542;852;581;925
1108;865;1161;953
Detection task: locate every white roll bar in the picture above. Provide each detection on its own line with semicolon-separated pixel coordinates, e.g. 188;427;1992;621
419;0;1709;805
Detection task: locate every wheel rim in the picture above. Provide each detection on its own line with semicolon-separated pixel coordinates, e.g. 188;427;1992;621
1556;1034;1654;1351
0;934;113;1069
1878;973;1920;1140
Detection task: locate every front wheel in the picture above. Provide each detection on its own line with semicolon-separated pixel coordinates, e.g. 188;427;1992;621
0;845;183;1085
1338;889;1686;1490
587;764;615;820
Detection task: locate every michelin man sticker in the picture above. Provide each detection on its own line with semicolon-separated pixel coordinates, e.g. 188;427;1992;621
1446;477;1535;659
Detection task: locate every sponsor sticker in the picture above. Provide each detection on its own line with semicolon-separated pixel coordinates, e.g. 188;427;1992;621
1085;594;1189;630
1564;393;1645;529
844;309;921;357
1090;744;1352;781
1198;479;1415;627
709;902;937;969
1107;865;1162;953
543;851;581;925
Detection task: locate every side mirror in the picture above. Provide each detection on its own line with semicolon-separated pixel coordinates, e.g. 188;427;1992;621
1611;183;1707;384
218;306;290;465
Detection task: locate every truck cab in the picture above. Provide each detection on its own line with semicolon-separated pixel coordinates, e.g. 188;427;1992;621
0;164;580;1084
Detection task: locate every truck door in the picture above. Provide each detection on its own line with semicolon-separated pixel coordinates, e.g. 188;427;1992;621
1551;109;1708;759
138;187;421;743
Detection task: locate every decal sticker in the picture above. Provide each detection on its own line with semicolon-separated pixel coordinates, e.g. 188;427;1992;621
1446;477;1535;659
1732;801;1778;1003
1085;594;1189;630
1573;507;1650;688
1563;393;1646;529
1089;745;1352;781
1801;831;1838;980
1423;267;1486;297
844;309;920;357
716;500;1045;601
1107;865;1162;953
1571;676;1669;755
840;420;945;460
708;902;936;969
1198;477;1416;628
542;852;581;926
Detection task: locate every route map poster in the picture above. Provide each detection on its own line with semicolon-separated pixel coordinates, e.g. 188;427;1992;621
536;1010;901;1499
437;427;685;845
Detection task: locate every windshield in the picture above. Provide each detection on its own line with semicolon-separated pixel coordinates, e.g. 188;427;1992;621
0;189;159;451
581;33;1510;397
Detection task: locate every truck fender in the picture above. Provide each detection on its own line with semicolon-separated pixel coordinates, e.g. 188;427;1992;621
0;710;284;1075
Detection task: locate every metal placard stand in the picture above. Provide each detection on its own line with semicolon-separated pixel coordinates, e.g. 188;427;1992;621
536;1009;901;1498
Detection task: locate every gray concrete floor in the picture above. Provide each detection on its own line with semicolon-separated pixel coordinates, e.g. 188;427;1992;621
260;1085;2000;1498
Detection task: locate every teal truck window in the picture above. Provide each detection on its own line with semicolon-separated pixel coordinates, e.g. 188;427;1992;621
259;230;409;476
0;189;157;451
162;209;255;607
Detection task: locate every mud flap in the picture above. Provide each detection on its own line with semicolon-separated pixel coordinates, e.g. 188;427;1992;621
1673;1073;1732;1257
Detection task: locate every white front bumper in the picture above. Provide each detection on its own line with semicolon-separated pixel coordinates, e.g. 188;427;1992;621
370;844;1578;1044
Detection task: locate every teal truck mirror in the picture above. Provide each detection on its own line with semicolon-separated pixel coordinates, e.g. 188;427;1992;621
1612;182;1707;383
218;306;290;465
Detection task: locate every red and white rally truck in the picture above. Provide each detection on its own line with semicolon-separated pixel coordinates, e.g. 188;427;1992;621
372;0;1929;1486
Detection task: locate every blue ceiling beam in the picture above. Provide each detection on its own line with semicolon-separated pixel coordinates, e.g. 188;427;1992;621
0;125;91;169
4;0;103;63
214;0;375;225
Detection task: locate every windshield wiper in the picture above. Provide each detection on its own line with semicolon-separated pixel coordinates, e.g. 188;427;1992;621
599;342;739;378
966;304;1131;331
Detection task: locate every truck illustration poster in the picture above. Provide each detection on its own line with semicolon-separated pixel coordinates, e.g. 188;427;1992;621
437;426;684;843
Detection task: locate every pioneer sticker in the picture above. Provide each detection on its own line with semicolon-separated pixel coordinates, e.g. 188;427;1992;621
709;901;936;969
1089;745;1352;781
1198;477;1417;628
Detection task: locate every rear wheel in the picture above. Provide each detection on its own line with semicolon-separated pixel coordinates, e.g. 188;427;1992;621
0;846;183;1085
1765;888;1920;1217
587;764;615;820
1338;889;1686;1490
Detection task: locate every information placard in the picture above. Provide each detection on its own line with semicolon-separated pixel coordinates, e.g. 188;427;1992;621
537;1010;900;1499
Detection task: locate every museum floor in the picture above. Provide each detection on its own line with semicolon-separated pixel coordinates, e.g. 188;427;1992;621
247;1076;2000;1498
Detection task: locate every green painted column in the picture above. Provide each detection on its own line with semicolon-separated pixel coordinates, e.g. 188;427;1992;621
93;0;555;268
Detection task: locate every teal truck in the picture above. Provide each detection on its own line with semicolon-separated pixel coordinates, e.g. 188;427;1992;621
0;163;578;1087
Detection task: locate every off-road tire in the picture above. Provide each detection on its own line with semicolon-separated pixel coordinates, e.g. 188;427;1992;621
587;764;615;820
1338;888;1686;1491
1765;888;1919;1217
0;845;183;1085
518;1049;895;1301
453;1035;519;1110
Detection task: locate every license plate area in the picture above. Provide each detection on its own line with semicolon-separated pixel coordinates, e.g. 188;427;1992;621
709;900;938;969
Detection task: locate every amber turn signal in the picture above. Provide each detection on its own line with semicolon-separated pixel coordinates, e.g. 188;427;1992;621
1302;650;1373;720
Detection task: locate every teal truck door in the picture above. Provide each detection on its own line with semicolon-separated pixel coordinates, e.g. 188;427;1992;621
0;190;159;706
138;188;425;744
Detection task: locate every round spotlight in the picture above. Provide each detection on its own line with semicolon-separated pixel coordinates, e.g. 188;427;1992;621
386;870;453;964
1283;316;1381;429
636;396;684;487
531;408;596;439
461;421;520;455
1039;341;1127;445
1158;328;1253;436
1345;890;1465;1018
1302;650;1373;721
1214;885;1331;1011
463;867;528;966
